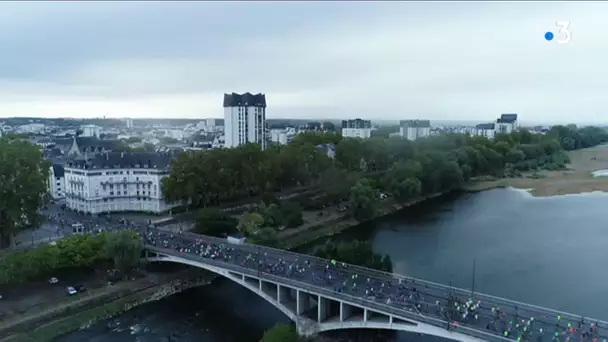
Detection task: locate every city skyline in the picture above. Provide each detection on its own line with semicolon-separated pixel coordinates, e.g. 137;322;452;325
0;2;606;123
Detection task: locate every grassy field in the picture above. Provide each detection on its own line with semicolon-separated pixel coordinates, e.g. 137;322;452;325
470;145;608;196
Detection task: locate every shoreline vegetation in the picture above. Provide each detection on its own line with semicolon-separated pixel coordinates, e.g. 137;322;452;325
464;144;608;197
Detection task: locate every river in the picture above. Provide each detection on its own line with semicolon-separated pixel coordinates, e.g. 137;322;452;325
57;188;608;342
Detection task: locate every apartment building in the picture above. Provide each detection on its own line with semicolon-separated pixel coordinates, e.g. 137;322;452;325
223;93;267;149
341;119;372;139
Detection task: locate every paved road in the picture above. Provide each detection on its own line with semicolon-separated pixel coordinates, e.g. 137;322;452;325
143;228;608;342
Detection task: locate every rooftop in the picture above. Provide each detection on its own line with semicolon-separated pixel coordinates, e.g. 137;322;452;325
223;93;267;108
65;152;176;170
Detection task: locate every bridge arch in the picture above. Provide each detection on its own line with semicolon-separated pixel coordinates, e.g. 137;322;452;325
146;253;488;342
146;255;298;323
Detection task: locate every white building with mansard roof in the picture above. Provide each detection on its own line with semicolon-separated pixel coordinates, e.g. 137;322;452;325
63;152;179;214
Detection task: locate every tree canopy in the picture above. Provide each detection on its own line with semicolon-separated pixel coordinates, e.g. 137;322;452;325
103;230;144;274
162;125;608;219
0;231;142;286
314;240;393;272
0;137;50;247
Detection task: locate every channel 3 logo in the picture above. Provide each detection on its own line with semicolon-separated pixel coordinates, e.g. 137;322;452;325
544;22;572;44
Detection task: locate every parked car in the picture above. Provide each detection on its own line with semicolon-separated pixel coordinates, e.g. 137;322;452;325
48;277;59;284
76;285;87;292
66;286;77;296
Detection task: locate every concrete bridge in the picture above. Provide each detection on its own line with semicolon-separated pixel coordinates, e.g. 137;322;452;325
141;228;606;341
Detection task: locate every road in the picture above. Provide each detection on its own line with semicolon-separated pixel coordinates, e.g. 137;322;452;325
144;228;608;342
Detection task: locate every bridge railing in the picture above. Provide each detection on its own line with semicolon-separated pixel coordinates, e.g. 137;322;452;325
146;228;608;328
146;245;511;342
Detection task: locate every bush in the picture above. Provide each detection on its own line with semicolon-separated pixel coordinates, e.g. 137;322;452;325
261;323;298;342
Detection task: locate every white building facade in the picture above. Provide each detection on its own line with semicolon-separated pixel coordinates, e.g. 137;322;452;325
81;125;101;138
399;120;431;141
495;114;518;134
475;123;496;139
48;164;66;200
341;119;372;139
223;93;267;149
63;152;179;214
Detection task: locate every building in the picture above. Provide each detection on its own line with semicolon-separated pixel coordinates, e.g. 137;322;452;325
341;119;372;139
81;125;101;138
125;119;134;129
66;136;120;158
223;93;267;149
316;144;336;159
270;129;289;145
48;164;66;200
63;152;179;214
399;120;431;141
475;123;496;139
495;114;518;134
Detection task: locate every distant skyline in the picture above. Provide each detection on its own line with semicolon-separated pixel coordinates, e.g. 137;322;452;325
0;2;606;123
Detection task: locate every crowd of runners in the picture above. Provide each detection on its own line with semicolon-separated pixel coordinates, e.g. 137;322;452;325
143;228;608;342
18;206;608;342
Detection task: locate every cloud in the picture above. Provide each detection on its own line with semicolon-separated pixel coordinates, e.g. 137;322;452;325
0;2;606;123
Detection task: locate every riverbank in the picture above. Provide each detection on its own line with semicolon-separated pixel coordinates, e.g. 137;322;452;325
464;145;608;197
281;192;445;249
0;270;215;342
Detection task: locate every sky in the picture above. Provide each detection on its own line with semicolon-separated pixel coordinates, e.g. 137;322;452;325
0;1;606;124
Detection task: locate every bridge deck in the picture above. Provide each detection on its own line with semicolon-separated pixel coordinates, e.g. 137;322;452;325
143;227;608;342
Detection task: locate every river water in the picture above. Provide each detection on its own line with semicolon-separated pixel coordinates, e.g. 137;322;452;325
58;188;608;342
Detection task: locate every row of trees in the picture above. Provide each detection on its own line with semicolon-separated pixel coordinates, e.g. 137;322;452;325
163;126;608;215
0;231;143;286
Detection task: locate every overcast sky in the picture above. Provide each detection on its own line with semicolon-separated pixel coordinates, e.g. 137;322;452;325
0;2;606;124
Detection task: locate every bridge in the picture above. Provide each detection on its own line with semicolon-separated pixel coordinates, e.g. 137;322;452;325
142;227;607;342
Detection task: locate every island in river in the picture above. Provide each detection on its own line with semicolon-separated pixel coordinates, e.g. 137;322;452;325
470;144;608;196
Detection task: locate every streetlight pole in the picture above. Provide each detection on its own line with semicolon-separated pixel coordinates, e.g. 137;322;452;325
471;258;477;298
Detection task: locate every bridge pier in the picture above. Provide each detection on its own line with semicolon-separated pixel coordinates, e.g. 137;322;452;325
339;302;353;322
277;285;289;304
296;290;313;315
317;296;330;322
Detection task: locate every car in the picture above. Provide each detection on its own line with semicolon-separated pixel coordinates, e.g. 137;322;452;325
76;285;87;292
48;277;59;284
0;294;3;300
66;286;77;296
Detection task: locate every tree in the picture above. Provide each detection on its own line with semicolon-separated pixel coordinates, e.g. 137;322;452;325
0;138;50;248
237;212;265;234
314;240;392;272
103;230;144;274
194;208;238;237
348;178;380;222
391;177;422;203
261;323;298;342
250;227;278;247
322;121;336;132
282;201;303;228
